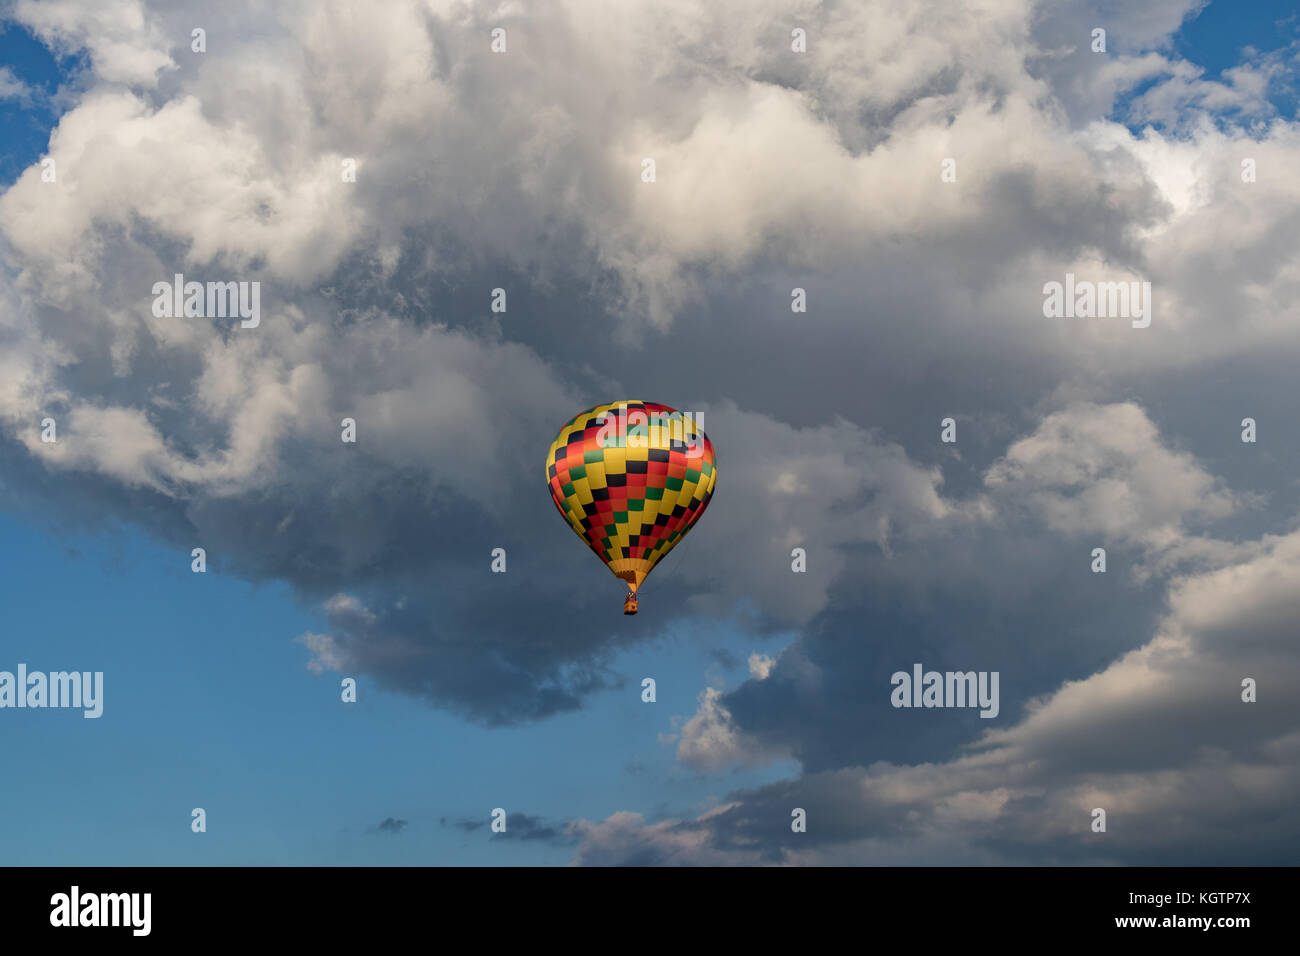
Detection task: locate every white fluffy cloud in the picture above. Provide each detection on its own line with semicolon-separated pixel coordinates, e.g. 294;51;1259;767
14;0;175;87
5;0;1294;350
983;401;1239;546
675;686;790;770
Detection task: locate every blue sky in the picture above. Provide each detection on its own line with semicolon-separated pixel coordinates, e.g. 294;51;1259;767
1173;0;1299;79
2;0;1299;867
0;23;68;186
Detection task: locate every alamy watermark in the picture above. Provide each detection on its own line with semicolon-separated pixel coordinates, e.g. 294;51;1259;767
0;664;103;718
890;663;999;718
595;404;705;458
152;273;260;328
50;886;150;936
1043;272;1151;328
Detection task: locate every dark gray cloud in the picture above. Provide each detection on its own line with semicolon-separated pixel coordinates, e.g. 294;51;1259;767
579;504;1300;864
446;812;573;845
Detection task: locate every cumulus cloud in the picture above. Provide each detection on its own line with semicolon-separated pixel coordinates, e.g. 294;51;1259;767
676;686;791;771
983;400;1239;548
747;653;775;680
575;523;1300;864
14;0;176;87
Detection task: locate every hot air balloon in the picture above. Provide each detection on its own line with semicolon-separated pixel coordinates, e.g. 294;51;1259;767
546;401;716;614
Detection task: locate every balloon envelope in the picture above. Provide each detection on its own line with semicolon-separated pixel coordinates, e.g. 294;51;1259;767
546;401;716;605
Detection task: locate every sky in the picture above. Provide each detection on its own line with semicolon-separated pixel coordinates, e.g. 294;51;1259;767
0;0;1298;866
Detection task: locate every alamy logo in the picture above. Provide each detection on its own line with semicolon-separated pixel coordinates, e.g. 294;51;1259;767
152;273;260;328
595;405;705;458
1042;272;1151;328
890;663;999;718
50;886;150;936
0;664;103;718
